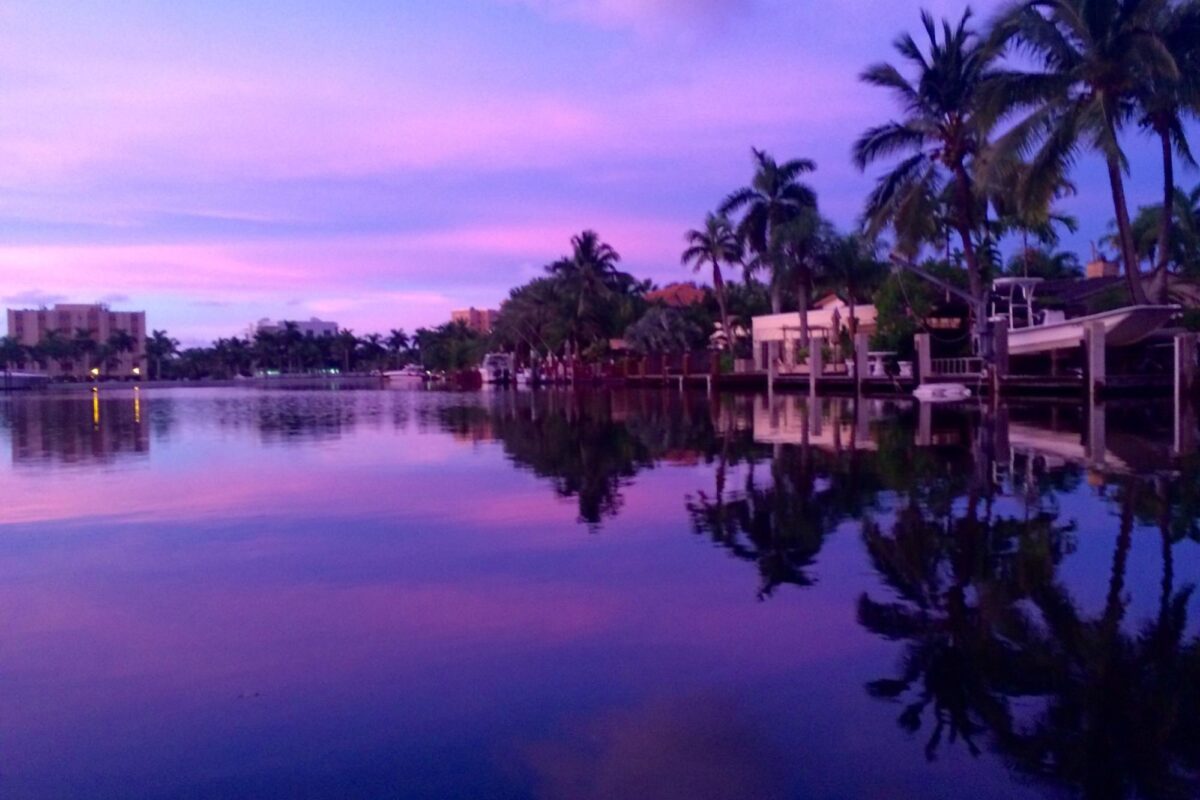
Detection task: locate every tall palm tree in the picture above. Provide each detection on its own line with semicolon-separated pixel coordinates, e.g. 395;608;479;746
987;0;1181;304
682;213;743;354
720;148;818;314
1129;182;1200;276
333;329;359;374
854;9;997;316
1136;0;1200;298
547;230;624;350
769;208;828;350
73;327;97;376
145;329;179;381
0;335;26;388
823;233;888;336
106;329;137;376
38;329;76;376
386;328;410;368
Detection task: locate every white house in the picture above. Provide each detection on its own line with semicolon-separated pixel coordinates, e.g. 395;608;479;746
751;295;877;370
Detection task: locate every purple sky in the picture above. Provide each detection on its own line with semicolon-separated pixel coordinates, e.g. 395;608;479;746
0;0;1190;343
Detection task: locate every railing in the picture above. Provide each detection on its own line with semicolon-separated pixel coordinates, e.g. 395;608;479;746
930;357;984;377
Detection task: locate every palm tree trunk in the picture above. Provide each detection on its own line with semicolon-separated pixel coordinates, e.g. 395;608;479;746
796;270;811;351
952;164;983;303
1102;127;1149;304
1151;125;1174;303
768;260;782;314
713;263;734;355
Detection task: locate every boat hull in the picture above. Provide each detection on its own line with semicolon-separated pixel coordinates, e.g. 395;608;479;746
1007;306;1178;356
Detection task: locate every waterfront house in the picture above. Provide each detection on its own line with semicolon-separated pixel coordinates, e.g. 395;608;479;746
751;295;878;371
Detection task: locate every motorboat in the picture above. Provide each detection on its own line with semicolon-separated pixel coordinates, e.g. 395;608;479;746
480;353;517;385
990;278;1178;356
383;365;428;385
913;383;972;402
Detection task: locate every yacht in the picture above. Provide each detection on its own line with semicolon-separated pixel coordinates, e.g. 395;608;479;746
990;278;1178;356
480;353;517;385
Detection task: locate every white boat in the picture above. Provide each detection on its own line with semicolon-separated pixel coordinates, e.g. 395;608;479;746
383;365;427;385
913;383;972;402
991;277;1178;356
480;353;517;385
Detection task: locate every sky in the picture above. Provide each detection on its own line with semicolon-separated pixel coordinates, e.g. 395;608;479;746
0;0;1189;344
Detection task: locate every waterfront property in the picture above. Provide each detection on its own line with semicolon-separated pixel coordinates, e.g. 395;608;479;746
750;295;878;373
6;303;146;379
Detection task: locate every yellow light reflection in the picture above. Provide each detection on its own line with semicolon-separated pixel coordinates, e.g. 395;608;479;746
134;391;141;424
92;391;100;427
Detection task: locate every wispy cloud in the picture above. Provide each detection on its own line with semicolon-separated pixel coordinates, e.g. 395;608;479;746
2;289;66;308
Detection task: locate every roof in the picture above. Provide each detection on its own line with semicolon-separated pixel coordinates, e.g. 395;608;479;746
646;282;707;307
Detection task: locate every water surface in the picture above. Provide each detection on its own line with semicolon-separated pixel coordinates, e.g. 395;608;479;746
1;387;1197;799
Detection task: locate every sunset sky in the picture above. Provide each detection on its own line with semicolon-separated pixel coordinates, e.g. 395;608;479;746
0;0;1186;343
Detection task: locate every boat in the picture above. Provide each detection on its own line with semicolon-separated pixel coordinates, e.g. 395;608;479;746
990;278;1178;356
480;353;517;385
913;383;972;402
383;365;428;385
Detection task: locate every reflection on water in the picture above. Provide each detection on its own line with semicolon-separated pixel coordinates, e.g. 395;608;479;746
3;391;149;467
0;387;1197;799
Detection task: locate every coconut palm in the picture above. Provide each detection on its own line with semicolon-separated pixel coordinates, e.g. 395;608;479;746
823;233;888;336
854;8;997;313
145;329;179;381
0;336;26;387
106;329;137;376
1135;1;1200;297
682;213;743;354
547;230;630;350
768;208;828;350
38;329;76;375
333;329;359;374
1126;181;1200;280
386;328;410;368
719;148;818;314
987;0;1182;304
73;327;98;376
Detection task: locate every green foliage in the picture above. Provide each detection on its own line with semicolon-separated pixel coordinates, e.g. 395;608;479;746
623;307;705;355
415;322;488;372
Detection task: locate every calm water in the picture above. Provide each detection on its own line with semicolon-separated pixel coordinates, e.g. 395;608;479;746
1;387;1197;799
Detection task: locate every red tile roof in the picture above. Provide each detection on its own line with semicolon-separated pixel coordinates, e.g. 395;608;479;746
645;282;707;307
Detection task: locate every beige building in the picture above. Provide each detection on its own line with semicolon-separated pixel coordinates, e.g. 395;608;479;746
6;304;147;379
451;307;499;334
751;295;878;370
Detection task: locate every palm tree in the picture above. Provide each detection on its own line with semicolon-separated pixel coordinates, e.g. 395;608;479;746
145;329;179;381
854;9;996;316
333;329;359;374
279;321;304;373
823;233;888;336
720;148;818;314
0;335;26;388
682;213;743;354
38;329;76;376
106;330;137;377
1136;1;1200;298
1129;182;1200;277
987;0;1182;304
769;208;828;350
386;328;410;368
72;327;97;376
360;333;386;373
547;230;625;350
